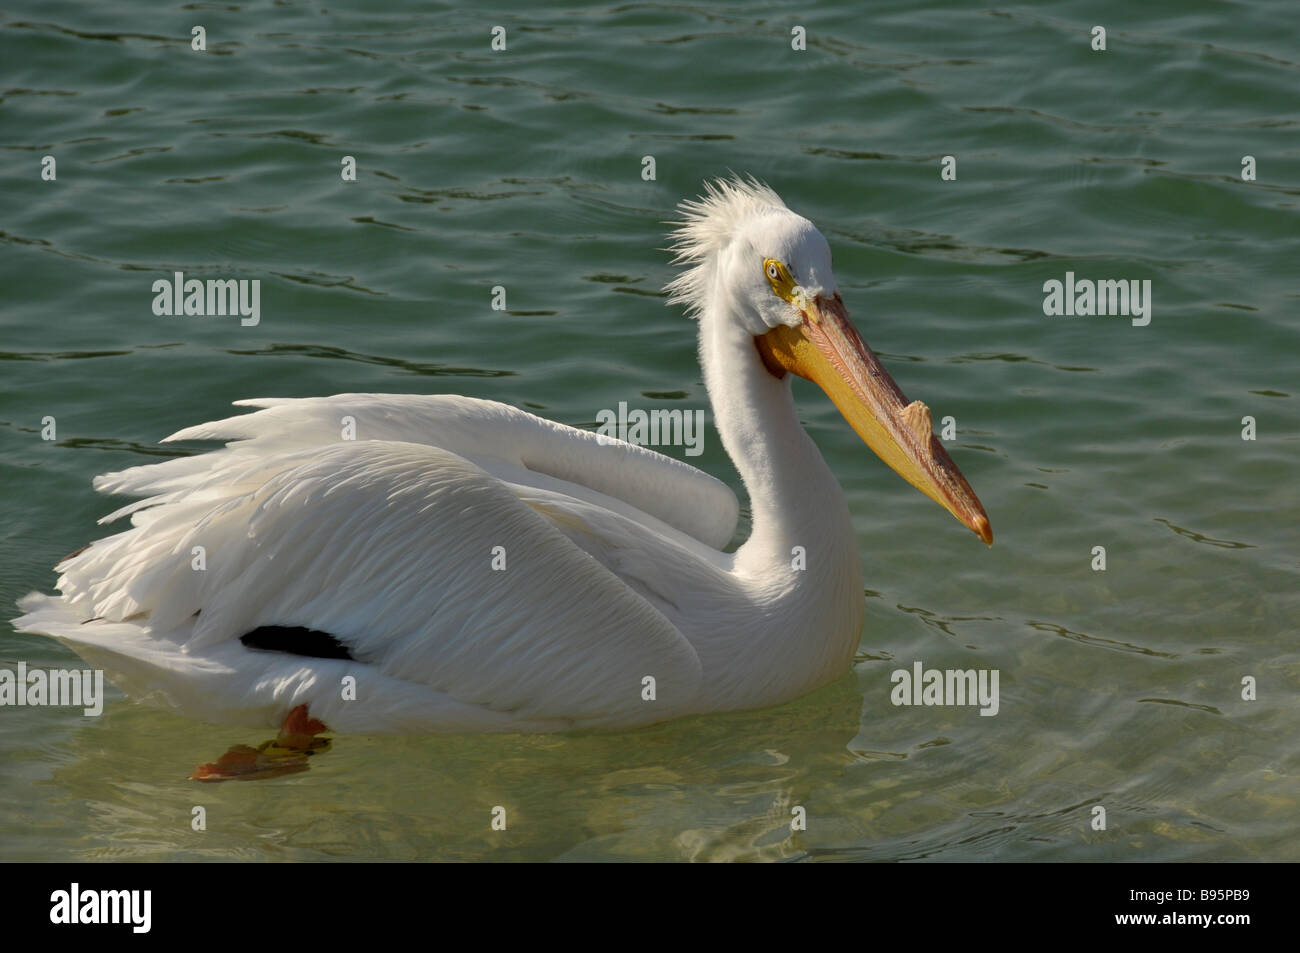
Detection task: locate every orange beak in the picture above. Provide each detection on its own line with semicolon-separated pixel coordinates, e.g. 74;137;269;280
756;294;993;545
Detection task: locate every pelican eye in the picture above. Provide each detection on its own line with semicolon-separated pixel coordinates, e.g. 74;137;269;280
763;258;794;300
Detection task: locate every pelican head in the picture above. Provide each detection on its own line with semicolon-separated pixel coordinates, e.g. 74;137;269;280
668;176;992;545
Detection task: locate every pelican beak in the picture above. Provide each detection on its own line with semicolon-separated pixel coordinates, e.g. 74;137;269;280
756;293;993;545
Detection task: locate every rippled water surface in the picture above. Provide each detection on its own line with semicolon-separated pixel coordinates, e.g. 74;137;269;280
2;0;1297;861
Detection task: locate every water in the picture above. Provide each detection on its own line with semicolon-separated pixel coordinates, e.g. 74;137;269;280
2;0;1297;861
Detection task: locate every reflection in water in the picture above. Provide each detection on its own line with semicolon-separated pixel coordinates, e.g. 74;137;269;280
23;675;868;861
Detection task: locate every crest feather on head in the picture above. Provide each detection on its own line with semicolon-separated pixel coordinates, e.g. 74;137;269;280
664;175;787;317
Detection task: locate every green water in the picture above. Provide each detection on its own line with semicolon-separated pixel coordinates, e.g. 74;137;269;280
2;0;1297;861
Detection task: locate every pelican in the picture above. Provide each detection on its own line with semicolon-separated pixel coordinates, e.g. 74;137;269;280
15;177;991;740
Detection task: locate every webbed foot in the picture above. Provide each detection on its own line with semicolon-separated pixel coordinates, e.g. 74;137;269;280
191;704;331;782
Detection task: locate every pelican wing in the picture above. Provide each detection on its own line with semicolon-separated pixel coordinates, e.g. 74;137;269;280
17;408;719;731
147;394;740;550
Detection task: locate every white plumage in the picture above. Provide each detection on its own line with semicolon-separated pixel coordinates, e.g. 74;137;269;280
15;177;990;733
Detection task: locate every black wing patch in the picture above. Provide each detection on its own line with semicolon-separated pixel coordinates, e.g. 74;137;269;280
240;625;355;661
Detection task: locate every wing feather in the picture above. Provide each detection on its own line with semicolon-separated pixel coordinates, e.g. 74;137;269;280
32;438;707;730
138;394;741;549
17;395;743;730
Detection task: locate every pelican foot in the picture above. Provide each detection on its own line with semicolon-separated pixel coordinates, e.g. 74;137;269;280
191;704;331;782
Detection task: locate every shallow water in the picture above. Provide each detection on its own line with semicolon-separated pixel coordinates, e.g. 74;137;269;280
1;0;1297;861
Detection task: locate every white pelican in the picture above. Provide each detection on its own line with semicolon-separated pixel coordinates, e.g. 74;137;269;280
15;177;991;746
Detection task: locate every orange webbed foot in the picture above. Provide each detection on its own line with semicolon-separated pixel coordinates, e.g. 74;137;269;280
274;704;330;750
191;705;332;782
